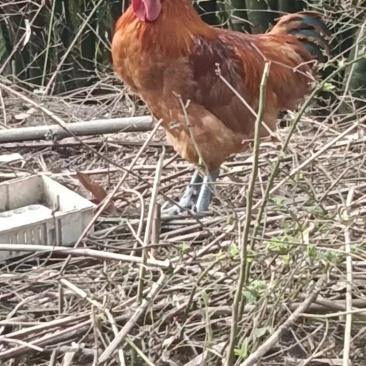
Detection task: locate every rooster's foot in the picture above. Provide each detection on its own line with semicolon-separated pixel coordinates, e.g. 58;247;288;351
161;169;219;215
194;170;219;213
162;170;203;215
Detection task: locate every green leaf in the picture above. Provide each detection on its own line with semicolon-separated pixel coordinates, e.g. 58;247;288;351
234;337;249;359
229;243;239;258
321;82;335;92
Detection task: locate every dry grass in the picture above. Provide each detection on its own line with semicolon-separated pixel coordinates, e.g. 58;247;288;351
1;0;366;363
1;76;366;366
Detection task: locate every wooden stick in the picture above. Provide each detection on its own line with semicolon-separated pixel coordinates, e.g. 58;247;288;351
0;244;170;269
0;116;154;143
342;188;354;366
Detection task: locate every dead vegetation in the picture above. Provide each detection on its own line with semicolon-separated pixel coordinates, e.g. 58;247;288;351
1;73;366;366
1;0;366;363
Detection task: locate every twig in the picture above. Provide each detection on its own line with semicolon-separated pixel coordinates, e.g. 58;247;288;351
342;187;354;366
125;188;145;257
0;244;171;269
44;345;98;357
299;322;330;366
299;295;366;319
225;61;271;366
0;314;88;341
0;337;43;352
104;309;126;366
150;203;161;259
137;149;165;303
0;320;91;360
59;279;104;309
61;348;77;366
126;339;157;366
239;275;326;366
98;272;168;363
49;349;57;366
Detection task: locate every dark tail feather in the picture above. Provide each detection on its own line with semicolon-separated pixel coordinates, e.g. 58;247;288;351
289;28;330;62
270;11;331;62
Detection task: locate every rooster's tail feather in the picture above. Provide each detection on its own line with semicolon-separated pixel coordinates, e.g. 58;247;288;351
270;11;331;62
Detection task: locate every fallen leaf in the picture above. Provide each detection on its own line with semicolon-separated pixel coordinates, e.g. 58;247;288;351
76;172;117;215
14;113;31;121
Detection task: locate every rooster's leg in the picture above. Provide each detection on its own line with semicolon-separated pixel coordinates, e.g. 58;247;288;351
194;169;220;213
177;170;204;208
162;170;203;215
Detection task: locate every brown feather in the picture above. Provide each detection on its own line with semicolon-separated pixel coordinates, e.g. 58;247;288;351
111;0;329;171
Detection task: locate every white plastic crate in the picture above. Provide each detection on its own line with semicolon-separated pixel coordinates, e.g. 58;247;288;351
0;174;96;261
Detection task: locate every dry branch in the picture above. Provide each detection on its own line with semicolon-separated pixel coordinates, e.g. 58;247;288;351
0;244;170;269
239;276;326;366
342;188;355;366
0;117;154;143
98;273;168;364
0;320;91;360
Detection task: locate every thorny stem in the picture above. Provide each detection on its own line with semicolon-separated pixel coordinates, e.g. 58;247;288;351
225;61;271;366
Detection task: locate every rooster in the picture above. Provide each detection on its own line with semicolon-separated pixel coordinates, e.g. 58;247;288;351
111;0;330;214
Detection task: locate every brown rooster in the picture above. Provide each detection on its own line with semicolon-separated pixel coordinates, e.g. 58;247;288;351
111;0;330;214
